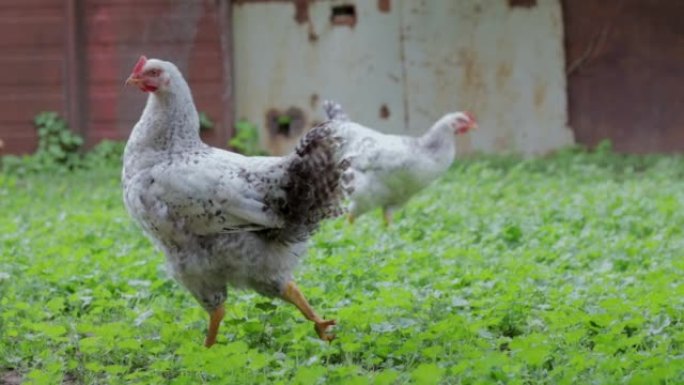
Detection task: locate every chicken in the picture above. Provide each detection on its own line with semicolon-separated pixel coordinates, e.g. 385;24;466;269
122;56;349;346
323;100;477;226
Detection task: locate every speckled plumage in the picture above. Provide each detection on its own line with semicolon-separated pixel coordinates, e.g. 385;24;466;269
323;100;473;221
123;60;349;315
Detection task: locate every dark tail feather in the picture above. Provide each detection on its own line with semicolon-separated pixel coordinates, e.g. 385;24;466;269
266;121;349;242
322;100;351;122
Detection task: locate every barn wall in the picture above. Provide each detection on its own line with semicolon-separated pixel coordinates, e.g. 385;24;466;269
233;0;406;155
2;1;683;157
0;0;230;155
233;0;574;156
0;0;67;154
83;0;229;148
564;0;684;153
401;0;573;155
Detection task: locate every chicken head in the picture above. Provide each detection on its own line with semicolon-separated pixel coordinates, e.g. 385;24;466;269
125;55;170;93
451;111;478;135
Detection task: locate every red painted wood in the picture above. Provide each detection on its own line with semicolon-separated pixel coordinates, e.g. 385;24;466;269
83;0;227;148
564;0;684;153
0;0;230;155
0;0;66;154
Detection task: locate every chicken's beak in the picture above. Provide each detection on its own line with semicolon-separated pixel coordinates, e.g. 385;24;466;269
125;75;142;87
462;111;477;129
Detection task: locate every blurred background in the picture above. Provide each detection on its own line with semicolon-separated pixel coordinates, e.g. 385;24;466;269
0;0;681;157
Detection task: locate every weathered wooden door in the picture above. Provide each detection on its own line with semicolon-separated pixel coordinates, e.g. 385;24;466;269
564;0;684;153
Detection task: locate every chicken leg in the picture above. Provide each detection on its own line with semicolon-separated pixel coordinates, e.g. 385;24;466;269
281;281;336;341
204;304;225;348
382;207;393;227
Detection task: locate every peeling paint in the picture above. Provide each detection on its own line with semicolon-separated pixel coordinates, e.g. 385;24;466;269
233;0;312;24
307;22;319;42
378;0;391;13
508;0;537;8
401;0;572;155
309;93;319;109
292;0;312;23
534;83;547;109
457;49;484;94
379;104;390;119
496;62;512;89
233;1;405;154
234;0;572;156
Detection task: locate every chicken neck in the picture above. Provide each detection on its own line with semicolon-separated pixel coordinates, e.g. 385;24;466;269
417;122;457;163
127;74;203;155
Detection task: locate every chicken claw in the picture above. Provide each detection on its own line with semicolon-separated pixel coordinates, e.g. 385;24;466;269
282;281;336;341
382;207;393;227
315;319;337;341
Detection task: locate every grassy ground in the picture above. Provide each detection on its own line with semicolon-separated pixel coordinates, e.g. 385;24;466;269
1;152;683;384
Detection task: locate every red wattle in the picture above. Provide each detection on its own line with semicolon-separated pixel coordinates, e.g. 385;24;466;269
140;84;158;93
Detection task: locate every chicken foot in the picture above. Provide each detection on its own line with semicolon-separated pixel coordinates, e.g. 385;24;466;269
282;281;336;341
204;303;226;348
382;207;393;227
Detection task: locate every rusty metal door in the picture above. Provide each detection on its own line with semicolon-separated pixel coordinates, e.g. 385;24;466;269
232;0;405;155
564;0;684;153
233;0;572;156
401;0;571;155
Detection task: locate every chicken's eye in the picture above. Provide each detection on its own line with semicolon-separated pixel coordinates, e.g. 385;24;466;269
146;69;161;77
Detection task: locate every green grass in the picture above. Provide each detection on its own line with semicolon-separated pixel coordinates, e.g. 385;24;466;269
1;152;684;384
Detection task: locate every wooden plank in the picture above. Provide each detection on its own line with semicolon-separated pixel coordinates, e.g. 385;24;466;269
65;0;87;138
83;3;219;44
0;0;66;154
0;18;64;47
0;124;39;140
0;95;64;123
218;0;234;148
88;83;223;122
0;134;39;155
0;57;64;86
0;0;63;9
87;51;222;83
83;0;226;148
564;0;684;153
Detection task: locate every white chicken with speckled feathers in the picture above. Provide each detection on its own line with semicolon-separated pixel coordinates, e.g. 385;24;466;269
323;100;477;225
122;56;350;347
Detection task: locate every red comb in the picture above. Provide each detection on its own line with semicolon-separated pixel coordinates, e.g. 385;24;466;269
132;55;147;75
464;111;476;122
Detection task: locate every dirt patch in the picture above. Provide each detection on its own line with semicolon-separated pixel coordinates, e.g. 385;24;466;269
1;370;22;385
